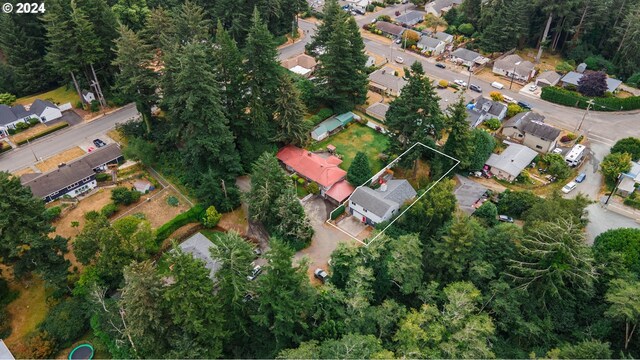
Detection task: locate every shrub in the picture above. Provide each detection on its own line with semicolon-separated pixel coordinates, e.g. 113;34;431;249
560;135;572;143
28;117;40;125
623;193;640;210
203;206;222;228
541;86;640;111
306;182;320;195
90;100;100;112
317;108;334;120
43;206;62;222
555;61;575;74
484;118;501;131
12;331;56;359
7;128;15;135
438;79;449;88
39;297;89;349
297;177;305;185
330;204;345;220
497;190;541;218
376;15;390;22
15;122;29;131
95;172;111;182
100;203;118;217
111;187;141;205
458;23;475;36
75;100;84;109
474;201;498;226
490;91;504;102
507;103;524;118
0;93;16;105
167;196;180;207
155;205;205;242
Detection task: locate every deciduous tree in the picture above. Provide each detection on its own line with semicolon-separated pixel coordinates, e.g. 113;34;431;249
578;71;608;96
605;278;640;351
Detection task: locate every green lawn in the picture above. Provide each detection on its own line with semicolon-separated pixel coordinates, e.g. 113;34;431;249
309;122;390;173
15;85;79;106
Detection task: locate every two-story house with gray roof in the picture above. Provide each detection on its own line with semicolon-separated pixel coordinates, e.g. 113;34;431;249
501;112;561;153
348;179;417;226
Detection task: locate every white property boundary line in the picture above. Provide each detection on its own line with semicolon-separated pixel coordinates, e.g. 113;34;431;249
326;141;460;246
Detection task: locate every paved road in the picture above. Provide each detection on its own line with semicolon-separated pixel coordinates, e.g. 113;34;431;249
585;203;639;244
278;19;317;61
0;104;139;173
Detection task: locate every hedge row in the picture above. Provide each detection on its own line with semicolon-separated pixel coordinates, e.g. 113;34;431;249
0;143;10;154
330;204;345;220
155;204;205;242
541;86;640;111
308;108;335;125
16;122;69;146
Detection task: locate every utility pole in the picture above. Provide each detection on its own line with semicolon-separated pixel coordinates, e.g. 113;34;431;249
604;173;624;206
509;64;518;90
221;179;227;198
26;138;37;162
576;99;595;132
466;69;472;91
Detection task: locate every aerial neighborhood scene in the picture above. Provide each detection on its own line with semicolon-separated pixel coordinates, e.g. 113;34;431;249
2;0;640;358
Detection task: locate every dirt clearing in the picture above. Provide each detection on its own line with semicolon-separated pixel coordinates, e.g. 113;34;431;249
36;147;86;172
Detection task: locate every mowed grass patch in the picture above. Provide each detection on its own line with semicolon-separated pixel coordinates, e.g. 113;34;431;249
15;85;78;107
4;278;49;349
309;123;389;173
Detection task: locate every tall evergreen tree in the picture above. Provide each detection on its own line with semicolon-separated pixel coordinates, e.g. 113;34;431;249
253;239;314;353
385;62;444;155
347;152;372;187
162;42;242;177
273;186;314;250
112;0;150;32
315;14;368;112
112;25;158;133
140;7;174;50
443;96;474;170
247;152;290;225
272;74;311;146
306;0;341;55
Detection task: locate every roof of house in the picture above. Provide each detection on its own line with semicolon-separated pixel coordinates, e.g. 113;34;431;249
325;179;355;203
418;36;444;49
368;66;408;94
0;105;18;126
179;232;221;280
350;179;417;218
485;143;538;178
428;0;463;13
451;48;482;62
623;161;640;182
494;54;535;77
0;340;14;360
503;111;560;140
276;145;347;188
560;71;623;92
396;11;425;24
21;144;122;198
475;97;507;117
11;105;32;119
536;71;562;85
30;99;58;116
311;112;354;138
281;53;317;71
375;21;406;37
82;89;93;96
366;102;390;119
434;31;453;41
618;176;636;193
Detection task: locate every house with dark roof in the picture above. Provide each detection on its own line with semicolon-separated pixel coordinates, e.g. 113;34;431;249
450;48;489;69
417;36;446;55
21;143;123;202
425;0;463;16
434;31;454;44
395;11;425;26
178;232;222;281
368;66;408;97
366;102;390;121
0;99;63;137
560;71;623;92
485;142;537;182
276;145;354;203
374;21;406;38
348;179;417;226
535;71;562;88
492;54;536;83
30;99;63;123
502;112;561;153
465;97;507;128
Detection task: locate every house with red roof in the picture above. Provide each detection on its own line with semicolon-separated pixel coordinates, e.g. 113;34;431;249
276;145;355;204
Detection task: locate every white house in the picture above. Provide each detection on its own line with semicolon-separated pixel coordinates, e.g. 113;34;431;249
82;90;96;104
30;99;63;123
348;179;417;226
492;54;536;83
417;36;446;56
465;97;507;128
434;31;454;44
425;0;463;16
485;143;538;182
450;48;489;69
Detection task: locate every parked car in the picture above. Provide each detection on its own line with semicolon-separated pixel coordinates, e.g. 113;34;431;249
517;101;532;110
454;79;467;87
575;172;587;183
395;56;404;63
394;38;402;44
93;138;107;148
502;95;516;104
491;81;505;89
498;215;514;223
435;62;446;69
528;84;538;91
552;148;563;155
469;84;482;92
247;265;262;281
561;181;578;194
370;18;377;24
314;268;329;283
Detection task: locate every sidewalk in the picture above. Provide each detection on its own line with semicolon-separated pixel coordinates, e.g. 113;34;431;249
601;196;640;222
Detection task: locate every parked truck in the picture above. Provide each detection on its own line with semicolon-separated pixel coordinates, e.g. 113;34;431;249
565;144;586;167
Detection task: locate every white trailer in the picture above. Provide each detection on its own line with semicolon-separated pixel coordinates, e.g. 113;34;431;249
565;144;586;167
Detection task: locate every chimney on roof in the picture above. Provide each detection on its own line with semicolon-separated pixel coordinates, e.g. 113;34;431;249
380;183;388;192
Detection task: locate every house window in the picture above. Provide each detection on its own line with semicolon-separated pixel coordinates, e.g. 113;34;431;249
536;145;543;149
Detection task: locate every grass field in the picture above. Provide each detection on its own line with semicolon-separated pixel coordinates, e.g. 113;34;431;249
15;86;78;107
4;278;49;349
309;122;390;173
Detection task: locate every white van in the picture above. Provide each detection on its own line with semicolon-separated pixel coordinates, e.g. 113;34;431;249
502;95;516;104
491;81;505;89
